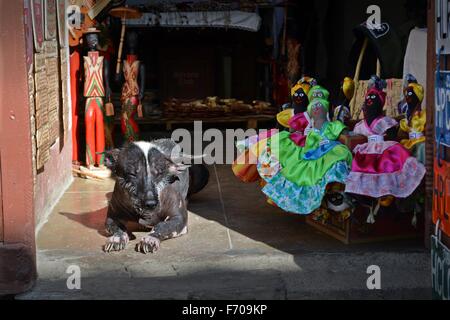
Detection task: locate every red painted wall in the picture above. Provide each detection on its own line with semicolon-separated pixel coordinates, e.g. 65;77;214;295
34;138;73;230
0;0;37;294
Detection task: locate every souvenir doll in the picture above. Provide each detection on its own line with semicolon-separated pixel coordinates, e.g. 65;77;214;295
233;80;329;184
276;76;316;129
257;99;352;214
308;85;330;103
232;78;313;183
398;82;426;164
344;85;426;223
396;82;426;226
397;74;418;115
281;85;330;147
333;77;355;124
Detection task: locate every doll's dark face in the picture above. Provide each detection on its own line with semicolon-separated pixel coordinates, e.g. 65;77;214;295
292;88;309;114
404;87;419;106
363;93;383;119
292;88;307;106
404;87;420;119
126;31;138;51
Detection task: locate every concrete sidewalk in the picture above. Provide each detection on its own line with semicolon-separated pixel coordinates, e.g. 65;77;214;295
18;165;431;299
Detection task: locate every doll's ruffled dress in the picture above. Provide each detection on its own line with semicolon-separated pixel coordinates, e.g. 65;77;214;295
233;102;353;214
232;109;311;182
345;116;426;198
257;121;352;214
399;111;426;164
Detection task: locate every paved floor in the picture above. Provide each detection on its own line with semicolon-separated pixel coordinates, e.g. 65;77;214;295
18;165;431;299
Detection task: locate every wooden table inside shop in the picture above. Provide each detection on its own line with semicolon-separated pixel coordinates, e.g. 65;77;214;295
115;114;275;130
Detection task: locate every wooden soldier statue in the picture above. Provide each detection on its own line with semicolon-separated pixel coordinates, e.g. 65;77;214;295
116;30;145;142
83;28;111;173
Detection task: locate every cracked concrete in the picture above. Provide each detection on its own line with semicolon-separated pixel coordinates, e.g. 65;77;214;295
18;165;432;300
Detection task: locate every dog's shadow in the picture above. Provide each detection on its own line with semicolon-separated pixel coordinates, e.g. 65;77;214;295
58;192;144;240
59;209;110;237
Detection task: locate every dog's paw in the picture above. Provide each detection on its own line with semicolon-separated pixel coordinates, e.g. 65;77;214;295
137;235;161;254
104;233;129;252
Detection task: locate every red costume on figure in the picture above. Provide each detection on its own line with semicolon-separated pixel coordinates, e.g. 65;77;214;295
70;48;80;163
84;51;106;167
120;54;140;141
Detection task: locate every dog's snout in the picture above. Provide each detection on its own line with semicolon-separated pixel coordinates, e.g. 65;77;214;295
145;200;157;209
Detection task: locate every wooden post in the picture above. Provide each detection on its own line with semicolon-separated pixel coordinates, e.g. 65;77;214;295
247;118;258;129
115;18;126;75
281;6;287;56
376;59;381;77
350;38;369;118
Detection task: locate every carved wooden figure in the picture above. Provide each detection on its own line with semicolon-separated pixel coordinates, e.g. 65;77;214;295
83;28;111;169
117;31;145;142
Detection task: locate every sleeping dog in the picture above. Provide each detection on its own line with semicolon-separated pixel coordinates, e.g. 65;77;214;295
103;139;209;254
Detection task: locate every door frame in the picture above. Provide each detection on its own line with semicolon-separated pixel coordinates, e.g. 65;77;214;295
427;0;450;248
0;152;3;243
0;0;36;294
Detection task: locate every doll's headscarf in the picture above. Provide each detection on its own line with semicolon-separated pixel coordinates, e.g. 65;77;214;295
366;87;386;107
291;76;318;96
367;75;387;91
307;98;330;116
291;82;310;96
406;83;424;103
308;85;330;102
297;76;317;87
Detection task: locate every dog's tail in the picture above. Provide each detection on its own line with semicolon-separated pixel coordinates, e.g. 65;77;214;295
187;164;210;197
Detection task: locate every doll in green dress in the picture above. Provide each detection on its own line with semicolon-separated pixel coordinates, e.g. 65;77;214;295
258;99;353;214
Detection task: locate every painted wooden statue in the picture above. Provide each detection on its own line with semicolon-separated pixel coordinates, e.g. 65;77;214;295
83;28;111;171
70;47;81;164
116;31;145;142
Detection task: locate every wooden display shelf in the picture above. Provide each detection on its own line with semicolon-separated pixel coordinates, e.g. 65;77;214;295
114;114;276;130
306;205;423;244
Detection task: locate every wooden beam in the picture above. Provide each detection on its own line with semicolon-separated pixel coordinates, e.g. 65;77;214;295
424;0;434;248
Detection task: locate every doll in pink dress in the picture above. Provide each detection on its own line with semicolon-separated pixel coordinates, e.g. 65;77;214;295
344;86;426;222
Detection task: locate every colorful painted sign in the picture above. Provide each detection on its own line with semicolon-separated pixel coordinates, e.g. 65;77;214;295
31;0;45;52
436;0;450;54
431;235;450;300
435;71;450;147
433;159;450;237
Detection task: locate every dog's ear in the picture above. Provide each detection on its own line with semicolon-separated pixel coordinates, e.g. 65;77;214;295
104;148;121;171
167;159;190;175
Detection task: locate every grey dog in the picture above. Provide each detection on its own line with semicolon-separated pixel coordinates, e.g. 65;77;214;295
103;139;209;254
